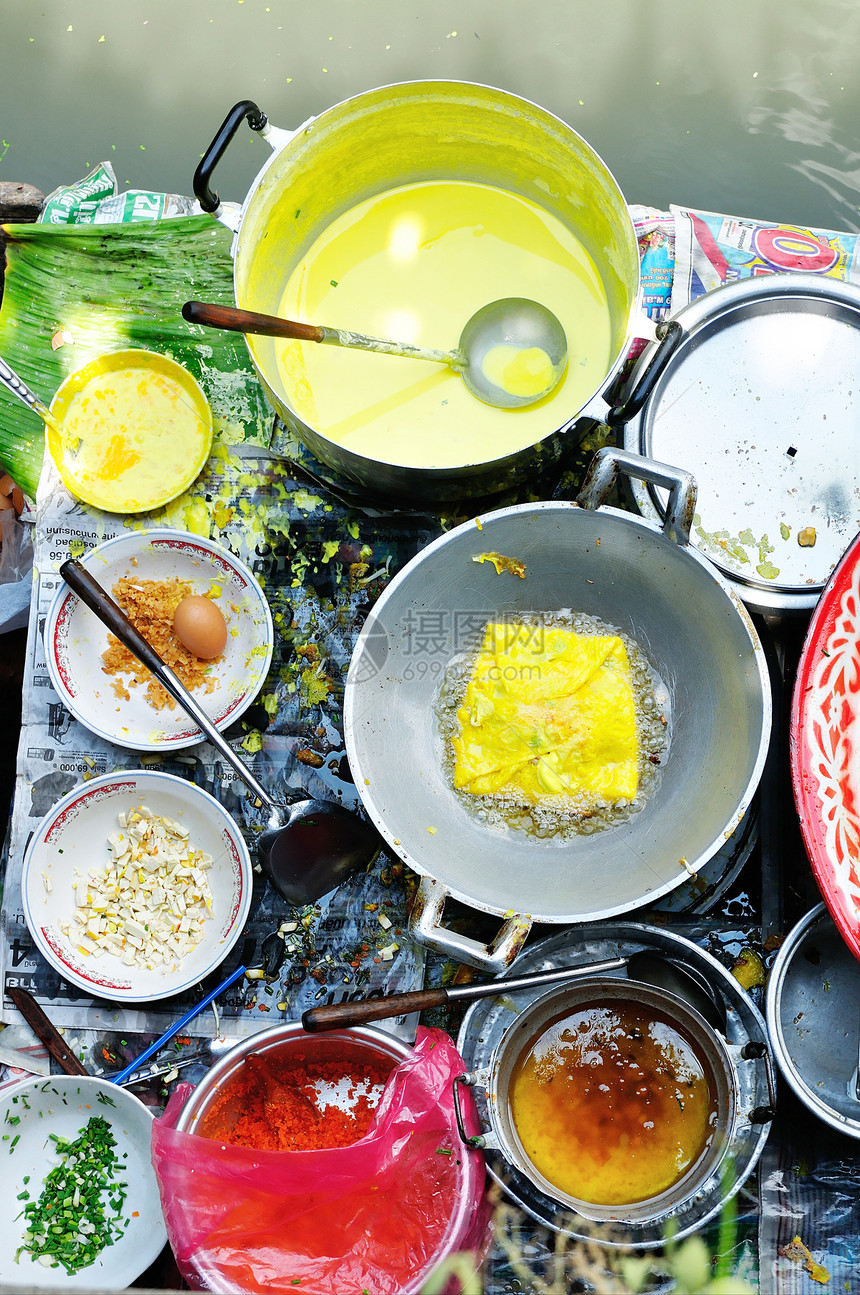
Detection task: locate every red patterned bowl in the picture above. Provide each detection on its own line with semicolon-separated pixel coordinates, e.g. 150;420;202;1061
791;531;860;961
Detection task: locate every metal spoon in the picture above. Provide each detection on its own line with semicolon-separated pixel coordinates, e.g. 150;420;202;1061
626;950;728;1034
60;559;382;905
182;297;567;409
0;351;67;437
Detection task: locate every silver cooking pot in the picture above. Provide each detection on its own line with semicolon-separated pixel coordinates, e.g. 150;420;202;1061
617;274;860;615
344;447;772;971
453;979;742;1230
193;82;652;504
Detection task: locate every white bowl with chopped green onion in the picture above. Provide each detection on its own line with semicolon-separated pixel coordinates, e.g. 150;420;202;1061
22;770;253;1002
0;1075;166;1289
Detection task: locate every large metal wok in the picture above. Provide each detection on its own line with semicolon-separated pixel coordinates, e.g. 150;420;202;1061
345;449;772;971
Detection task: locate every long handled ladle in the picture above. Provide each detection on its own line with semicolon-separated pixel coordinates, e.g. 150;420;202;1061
182;298;568;409
301;949;727;1033
60;560;382;906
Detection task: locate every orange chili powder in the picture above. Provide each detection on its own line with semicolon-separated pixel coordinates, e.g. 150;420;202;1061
198;1052;395;1152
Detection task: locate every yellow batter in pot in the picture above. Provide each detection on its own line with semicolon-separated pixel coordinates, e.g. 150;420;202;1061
276;180;612;469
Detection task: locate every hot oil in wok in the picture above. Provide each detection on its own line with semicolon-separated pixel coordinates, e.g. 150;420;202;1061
434;610;670;840
509;998;717;1205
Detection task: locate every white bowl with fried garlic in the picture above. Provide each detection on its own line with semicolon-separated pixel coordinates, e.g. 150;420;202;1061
22;770;252;1002
45;528;273;751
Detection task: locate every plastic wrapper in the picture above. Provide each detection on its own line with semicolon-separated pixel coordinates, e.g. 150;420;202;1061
151;1026;490;1294
40;160;198;224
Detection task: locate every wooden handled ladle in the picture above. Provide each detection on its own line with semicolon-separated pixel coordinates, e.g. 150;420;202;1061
301;950;729;1033
182;297;567;408
60;560;381;906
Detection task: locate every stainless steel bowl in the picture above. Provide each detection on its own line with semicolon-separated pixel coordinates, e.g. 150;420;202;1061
766;903;860;1138
174;1023;484;1294
175;1022;412;1137
622;274;860;615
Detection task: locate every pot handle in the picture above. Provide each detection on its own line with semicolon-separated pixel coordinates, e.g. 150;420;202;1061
452;1072;496;1149
603;319;685;428
741;1040;777;1123
409;877;531;973
577;445;698;547
193;100;269;215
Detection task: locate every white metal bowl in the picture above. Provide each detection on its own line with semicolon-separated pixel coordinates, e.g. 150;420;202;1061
45;528;273;751
22;770;252;1002
0;1075;166;1290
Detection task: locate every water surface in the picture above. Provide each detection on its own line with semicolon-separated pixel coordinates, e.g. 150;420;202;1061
2;0;859;231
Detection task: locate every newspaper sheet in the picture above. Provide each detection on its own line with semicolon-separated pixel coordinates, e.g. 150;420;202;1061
1;439;438;1047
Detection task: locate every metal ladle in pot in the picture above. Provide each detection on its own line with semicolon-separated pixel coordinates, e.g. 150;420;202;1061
182;298;568;409
60;560;382;906
625;950;728;1034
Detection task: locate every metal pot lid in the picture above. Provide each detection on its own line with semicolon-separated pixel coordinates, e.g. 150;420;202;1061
623;273;860;606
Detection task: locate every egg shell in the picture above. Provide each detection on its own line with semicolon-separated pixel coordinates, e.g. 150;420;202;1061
173;595;228;660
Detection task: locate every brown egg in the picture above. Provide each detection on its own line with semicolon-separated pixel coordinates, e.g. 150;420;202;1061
173;595;228;660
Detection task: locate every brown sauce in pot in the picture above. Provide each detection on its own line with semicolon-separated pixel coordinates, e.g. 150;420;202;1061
508;999;717;1205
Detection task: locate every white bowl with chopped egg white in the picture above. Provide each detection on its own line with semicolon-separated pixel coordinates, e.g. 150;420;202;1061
0;1075;166;1289
44;528;273;752
22;771;252;1002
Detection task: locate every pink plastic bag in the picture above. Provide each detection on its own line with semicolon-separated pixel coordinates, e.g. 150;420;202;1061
151;1027;489;1294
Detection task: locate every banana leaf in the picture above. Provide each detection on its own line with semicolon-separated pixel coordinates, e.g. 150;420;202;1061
0;215;272;499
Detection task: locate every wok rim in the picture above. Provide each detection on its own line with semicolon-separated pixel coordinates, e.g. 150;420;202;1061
344;498;772;924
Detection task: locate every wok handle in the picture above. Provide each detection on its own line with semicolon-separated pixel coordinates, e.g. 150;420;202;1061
182;301;325;343
193;100;268;214
301;987;449;1032
409;877;531;974
577;445;698;548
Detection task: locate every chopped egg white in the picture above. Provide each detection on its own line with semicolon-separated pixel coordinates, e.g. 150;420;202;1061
60;804;214;973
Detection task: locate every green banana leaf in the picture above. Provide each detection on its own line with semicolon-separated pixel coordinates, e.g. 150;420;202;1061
0;215;272;499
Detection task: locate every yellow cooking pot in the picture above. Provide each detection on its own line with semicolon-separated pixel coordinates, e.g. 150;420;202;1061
193;82;644;504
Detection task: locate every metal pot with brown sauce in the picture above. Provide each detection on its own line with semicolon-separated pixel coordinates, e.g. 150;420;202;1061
454;978;754;1234
191;82;656;505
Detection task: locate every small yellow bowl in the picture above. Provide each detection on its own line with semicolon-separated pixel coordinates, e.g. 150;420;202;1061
47;348;213;513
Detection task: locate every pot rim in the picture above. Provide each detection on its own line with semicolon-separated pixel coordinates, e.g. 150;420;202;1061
223;79;643;495
476;977;739;1224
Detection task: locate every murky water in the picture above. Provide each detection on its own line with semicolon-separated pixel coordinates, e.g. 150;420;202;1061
2;0;860;232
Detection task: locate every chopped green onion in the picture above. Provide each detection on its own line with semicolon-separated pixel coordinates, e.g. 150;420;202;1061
15;1116;129;1275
